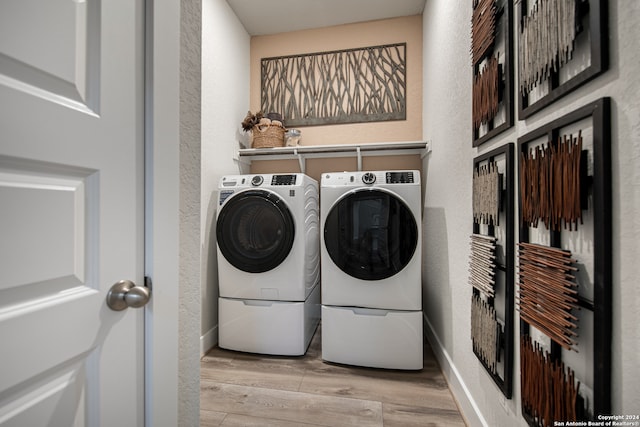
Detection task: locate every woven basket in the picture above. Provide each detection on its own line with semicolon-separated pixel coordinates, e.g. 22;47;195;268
251;124;285;148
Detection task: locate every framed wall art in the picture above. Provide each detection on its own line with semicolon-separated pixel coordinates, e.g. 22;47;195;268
471;0;514;147
470;142;515;397
517;0;609;119
261;43;407;127
517;98;611;425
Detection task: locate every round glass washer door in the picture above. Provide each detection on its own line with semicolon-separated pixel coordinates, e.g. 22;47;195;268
324;188;418;281
216;189;295;273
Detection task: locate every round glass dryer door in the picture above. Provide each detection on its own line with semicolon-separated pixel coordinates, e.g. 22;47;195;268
217;190;295;273
324;188;418;280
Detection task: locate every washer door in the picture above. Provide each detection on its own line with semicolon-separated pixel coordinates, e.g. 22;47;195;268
324;188;418;281
217;189;295;273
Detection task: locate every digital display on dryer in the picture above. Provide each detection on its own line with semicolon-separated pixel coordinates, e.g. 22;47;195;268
271;174;297;186
386;171;414;184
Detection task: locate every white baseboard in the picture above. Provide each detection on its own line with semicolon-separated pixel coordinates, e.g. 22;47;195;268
200;325;218;357
423;315;488;427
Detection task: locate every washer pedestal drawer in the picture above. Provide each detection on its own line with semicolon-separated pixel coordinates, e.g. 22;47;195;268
218;284;320;356
321;305;423;370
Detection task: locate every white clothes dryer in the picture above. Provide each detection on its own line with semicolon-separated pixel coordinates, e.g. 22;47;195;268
320;170;423;369
216;173;320;355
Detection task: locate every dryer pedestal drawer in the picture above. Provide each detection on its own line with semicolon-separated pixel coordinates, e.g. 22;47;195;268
218;284;320;356
321;305;423;370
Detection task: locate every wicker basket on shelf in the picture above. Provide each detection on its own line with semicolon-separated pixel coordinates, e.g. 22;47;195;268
251;123;285;148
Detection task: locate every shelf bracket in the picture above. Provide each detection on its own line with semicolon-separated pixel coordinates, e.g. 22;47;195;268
233;155;251;174
421;140;432;158
294;148;305;173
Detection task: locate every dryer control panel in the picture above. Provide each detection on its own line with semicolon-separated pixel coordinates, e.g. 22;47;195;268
322;170;420;187
386;171;415;184
271;174;297;186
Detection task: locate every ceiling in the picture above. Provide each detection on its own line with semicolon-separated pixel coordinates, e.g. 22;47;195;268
226;0;427;36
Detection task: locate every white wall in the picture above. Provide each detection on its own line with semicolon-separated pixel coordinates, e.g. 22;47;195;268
200;0;251;354
421;1;640;425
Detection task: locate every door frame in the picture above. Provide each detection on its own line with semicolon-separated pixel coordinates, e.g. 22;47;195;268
145;0;183;425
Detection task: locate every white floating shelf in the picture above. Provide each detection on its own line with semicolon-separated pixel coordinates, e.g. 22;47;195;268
236;141;431;173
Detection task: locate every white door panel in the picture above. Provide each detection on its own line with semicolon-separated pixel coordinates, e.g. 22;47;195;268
0;0;145;425
0;165;93;288
0;0;100;114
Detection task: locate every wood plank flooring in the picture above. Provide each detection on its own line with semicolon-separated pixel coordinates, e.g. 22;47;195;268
201;325;467;426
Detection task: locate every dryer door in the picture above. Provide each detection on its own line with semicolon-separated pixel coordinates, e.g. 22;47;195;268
217;190;295;273
324;188;418;280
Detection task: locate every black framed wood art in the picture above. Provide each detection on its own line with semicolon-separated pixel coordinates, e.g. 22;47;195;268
517;98;611;425
517;0;609;120
471;142;515;397
472;0;514;147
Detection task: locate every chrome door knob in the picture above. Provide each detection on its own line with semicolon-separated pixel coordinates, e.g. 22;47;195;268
106;279;151;311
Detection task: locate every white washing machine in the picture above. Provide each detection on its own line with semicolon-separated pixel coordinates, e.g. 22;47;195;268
320;170;423;369
216;173;320;355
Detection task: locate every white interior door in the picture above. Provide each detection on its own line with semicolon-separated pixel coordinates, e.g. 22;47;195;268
0;0;146;425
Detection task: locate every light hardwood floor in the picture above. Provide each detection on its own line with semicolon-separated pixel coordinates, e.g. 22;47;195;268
200;325;467;426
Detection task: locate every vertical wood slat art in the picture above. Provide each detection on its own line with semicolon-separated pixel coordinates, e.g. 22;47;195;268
518;0;577;95
472;0;514;147
520;131;585;231
473;161;501;225
471;294;501;375
521;335;582;427
260;44;406;127
517;0;609;119
473;55;500;131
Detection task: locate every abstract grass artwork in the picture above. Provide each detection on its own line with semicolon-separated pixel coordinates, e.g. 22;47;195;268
261;43;407;126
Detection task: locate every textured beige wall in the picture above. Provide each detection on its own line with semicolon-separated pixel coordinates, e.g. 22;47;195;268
249;15;423;147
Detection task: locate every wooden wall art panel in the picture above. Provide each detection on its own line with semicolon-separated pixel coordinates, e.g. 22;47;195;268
471;142;515;398
471;0;514;147
517;0;609;119
260;43;406;127
517;98;611;426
